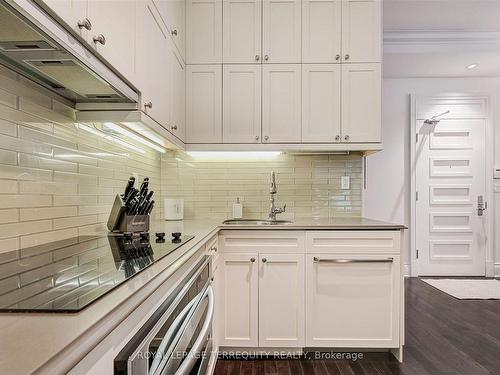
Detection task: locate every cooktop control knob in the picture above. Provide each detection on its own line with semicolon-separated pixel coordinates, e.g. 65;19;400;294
140;232;150;240
123;232;133;242
155;232;166;243
172;232;182;243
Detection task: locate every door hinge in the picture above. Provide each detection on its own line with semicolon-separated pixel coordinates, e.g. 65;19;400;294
416;191;419;201
416;249;419;259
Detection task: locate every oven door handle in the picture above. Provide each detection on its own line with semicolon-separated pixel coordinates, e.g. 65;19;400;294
149;295;199;375
175;285;214;375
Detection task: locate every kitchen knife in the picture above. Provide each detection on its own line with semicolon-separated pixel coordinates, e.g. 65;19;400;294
146;200;155;215
122;177;135;198
124;188;138;207
138;191;154;214
138;177;149;198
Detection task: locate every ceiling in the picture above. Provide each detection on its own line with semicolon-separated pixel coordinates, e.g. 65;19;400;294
383;0;500;78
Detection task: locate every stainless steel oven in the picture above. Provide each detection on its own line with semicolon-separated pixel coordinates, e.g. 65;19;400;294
114;256;214;375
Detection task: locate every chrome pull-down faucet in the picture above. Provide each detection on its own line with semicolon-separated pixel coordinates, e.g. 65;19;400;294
268;171;286;221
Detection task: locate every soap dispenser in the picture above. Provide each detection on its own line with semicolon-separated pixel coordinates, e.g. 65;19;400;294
232;197;243;219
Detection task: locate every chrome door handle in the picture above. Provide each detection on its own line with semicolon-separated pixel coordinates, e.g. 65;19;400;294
477;195;487;216
344;135;350;141
250;257;256;262
77;18;92;30
335;54;340;61
344;54;350;60
335;135;341;142
262;258;267;263
171;29;178;36
264;135;269;141
255;55;260;61
313;257;393;263
264;55;269;61
171;125;178;131
92;34;106;45
255;135;260;141
144;101;152;109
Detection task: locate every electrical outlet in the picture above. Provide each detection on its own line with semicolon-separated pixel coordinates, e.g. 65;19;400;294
341;175;350;190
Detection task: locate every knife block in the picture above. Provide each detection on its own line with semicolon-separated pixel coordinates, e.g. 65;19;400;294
107;194;151;233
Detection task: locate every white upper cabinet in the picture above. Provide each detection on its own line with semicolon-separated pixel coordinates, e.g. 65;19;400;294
342;0;382;63
259;253;305;348
223;0;262;63
170;44;186;140
154;0;186;60
341;63;381;143
223;65;261;143
262;64;301;143
186;65;222;143
87;0;136;80
186;0;222;63
43;0;89;36
302;0;341;63
262;0;302;63
301;64;341;143
135;0;170;125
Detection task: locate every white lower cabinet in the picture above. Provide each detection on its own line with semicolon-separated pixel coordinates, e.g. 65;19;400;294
259;253;305;347
305;253;401;348
218;252;259;347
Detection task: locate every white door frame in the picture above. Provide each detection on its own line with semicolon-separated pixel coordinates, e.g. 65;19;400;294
409;94;495;277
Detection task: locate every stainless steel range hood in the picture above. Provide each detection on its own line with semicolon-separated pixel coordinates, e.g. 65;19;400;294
0;0;138;104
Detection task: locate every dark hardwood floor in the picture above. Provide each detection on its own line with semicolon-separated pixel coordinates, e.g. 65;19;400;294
213;277;500;375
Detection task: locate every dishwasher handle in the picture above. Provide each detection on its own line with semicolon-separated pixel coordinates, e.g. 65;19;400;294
313;257;393;263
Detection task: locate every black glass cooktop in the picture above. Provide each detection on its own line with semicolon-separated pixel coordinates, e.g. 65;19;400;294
0;233;194;313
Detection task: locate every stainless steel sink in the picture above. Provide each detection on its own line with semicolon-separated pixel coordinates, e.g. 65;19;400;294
222;219;293;225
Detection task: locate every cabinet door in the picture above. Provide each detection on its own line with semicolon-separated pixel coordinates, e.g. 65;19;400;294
259;254;305;347
342;0;381;63
186;0;222;63
223;0;261;63
218;253;258;347
186;65;222;143
170;43;186;140
341;63;381;143
262;64;301;143
87;0;136;80
136;1;170;125
302;64;341;143
262;0;301;63
223;65;261;143
302;0;341;63
154;0;186;59
43;0;88;36
305;254;400;348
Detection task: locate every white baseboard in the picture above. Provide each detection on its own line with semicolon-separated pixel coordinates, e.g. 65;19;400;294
494;263;500;278
403;263;411;277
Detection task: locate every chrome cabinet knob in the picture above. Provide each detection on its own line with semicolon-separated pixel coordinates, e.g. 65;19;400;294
262;258;267;263
93;34;106;45
255;135;260;141
255;55;260;61
264;55;269;61
335;54;340;61
264;135;269;141
144;101;153;109
344;135;350;141
171;29;178;36
250;257;256;263
335;135;341;142
171;125;178;131
77;18;92;30
344;54;350;60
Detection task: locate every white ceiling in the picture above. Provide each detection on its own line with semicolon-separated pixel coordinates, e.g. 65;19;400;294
383;0;500;78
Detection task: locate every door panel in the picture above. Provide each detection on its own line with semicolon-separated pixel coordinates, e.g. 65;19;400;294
262;0;301;63
305;254;400;348
223;65;262;143
341;0;381;63
301;64;341;143
302;0;341;63
223;0;261;63
186;65;222;143
186;0;222;63
154;0;186;59
262;64;301;143
218;253;258;347
259;254;305;347
341;63;381;143
416;98;487;276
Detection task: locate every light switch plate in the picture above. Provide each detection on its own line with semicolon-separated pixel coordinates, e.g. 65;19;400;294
341;176;350;190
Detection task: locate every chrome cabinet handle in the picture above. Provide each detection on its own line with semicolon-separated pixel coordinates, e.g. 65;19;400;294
335;54;340;61
313;257;393;263
264;135;269;141
344;54;350;60
144;101;153;109
93;34;106;45
77;18;92;30
255;55;260;61
262;258;267;263
250;257;256;263
171;125;178;131
344;135;350;141
264;55;269;61
335;135;341;142
255;135;260;141
171;29;178;36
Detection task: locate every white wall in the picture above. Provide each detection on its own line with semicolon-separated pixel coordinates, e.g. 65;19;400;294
365;77;500;276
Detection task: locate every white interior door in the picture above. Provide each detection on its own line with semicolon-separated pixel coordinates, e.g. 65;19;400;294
415;96;488;276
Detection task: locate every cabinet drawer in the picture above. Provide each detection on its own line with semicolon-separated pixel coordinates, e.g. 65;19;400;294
219;230;305;253
306;231;401;254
